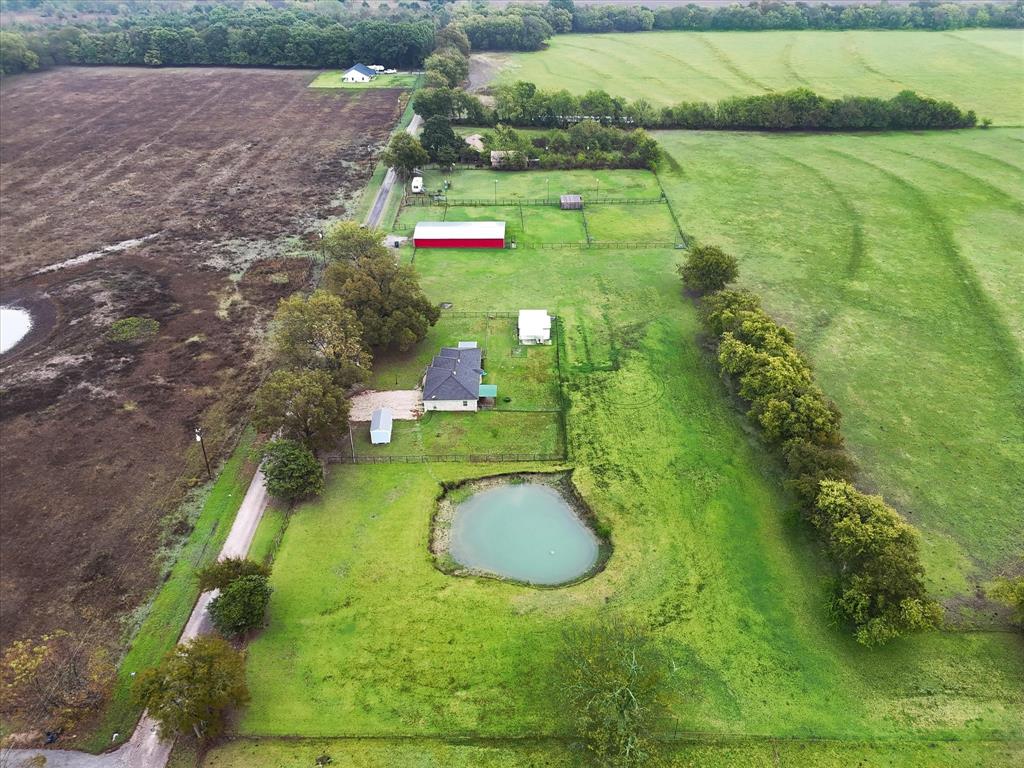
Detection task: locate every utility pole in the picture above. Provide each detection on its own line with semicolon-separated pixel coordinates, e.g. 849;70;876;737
194;426;212;480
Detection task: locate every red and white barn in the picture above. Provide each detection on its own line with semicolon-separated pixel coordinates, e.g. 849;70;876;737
413;221;506;249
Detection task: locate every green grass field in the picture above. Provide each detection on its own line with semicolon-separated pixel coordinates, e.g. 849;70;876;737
491;29;1024;124
238;213;1023;749
309;71;419;89
653;128;1024;599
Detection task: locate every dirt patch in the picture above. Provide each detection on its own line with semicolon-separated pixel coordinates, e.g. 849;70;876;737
0;68;402;663
467;52;509;94
348;389;423;421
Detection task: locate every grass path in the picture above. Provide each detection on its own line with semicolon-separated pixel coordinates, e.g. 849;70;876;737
491;30;1024;124
654;129;1024;596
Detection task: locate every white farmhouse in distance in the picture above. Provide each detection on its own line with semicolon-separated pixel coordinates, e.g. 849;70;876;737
518;310;552;345
342;63;376;83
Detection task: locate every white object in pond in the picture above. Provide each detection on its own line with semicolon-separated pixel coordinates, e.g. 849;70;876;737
0;306;32;354
370;407;393;445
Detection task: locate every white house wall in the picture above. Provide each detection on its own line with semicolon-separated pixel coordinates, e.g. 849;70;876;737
423;400;478;412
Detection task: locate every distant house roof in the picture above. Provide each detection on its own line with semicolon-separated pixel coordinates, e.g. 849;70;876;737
423;347;483;401
370;407;392;432
464;133;485;151
413;221;505;241
346;63;376;78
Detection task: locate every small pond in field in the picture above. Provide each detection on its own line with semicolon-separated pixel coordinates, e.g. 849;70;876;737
446;481;601;586
0;307;32;354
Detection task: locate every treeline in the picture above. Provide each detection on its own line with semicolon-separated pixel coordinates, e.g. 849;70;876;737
0;6;434;73
479;121;661;171
566;1;1023;33
429;81;979;131
680;247;942;646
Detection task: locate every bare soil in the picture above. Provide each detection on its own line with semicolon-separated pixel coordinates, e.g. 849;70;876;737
0;68;403;654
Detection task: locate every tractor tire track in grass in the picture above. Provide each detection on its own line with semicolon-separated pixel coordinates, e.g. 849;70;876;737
602;35;740;99
842;37;907;90
696;36;772;93
826;149;1024;397
880;147;1024;214
781;41;813;89
948;144;1024;178
756;145;866;351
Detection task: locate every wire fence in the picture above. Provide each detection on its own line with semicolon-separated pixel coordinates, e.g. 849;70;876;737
532;240;683;250
325;452;565;465
403;195;666;207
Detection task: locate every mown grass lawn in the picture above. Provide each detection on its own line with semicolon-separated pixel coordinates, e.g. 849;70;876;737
240;231;1023;744
309;71;419;89
414;168;665;202
491;29;1024;124
654;128;1024;597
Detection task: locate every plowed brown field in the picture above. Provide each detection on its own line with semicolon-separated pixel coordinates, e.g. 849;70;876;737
0;68;402;653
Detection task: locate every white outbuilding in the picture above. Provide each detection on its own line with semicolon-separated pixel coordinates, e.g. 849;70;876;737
342;63;376;83
518;310;552;345
370;407;393;444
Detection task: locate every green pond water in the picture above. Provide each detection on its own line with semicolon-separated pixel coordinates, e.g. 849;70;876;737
449;482;599;585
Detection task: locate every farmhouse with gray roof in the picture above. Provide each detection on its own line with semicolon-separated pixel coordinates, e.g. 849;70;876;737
423;346;485;411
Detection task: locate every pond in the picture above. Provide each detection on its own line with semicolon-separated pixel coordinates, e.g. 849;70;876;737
0;306;32;354
448;482;600;586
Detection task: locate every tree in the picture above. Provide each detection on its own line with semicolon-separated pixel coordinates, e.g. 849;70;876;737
0;31;40;74
209;575;273;638
1;630;113;733
196;557;270;592
133;636;249;741
381;132;429;178
557;620;672;767
435;25;470;57
270;291;370;388
260;438;324;501
323;221;389;262
419;115;462;164
677;244;739;294
324;252;440;351
252;369;351;453
989;575;1024;628
424;47;468;87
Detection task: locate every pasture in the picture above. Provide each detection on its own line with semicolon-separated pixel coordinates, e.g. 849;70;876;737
654;128;1024;599
488;29;1024;124
237;180;1023;755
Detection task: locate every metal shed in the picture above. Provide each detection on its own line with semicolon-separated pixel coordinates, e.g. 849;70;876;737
560;194;583;210
370;407;393;444
413;221;506;249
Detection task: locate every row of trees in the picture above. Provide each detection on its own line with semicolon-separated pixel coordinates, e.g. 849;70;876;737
562;0;1023;33
470;81;980;131
0;7;435;73
482;121;662;171
681;246;942;646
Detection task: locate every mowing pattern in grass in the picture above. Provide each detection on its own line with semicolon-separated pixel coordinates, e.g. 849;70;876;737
493;30;1024;124
655;128;1024;597
241;236;1023;742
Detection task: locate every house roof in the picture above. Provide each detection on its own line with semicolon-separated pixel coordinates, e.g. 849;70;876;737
370;407;392;432
423;347;483;401
413;221;505;241
346;63;376;77
518;309;551;335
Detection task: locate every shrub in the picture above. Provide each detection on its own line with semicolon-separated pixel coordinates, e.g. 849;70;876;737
196;557;270;592
989;575;1024;628
677;244;739;294
261;439;324;502
106;316;159;343
133;636;248;740
208;575;273;638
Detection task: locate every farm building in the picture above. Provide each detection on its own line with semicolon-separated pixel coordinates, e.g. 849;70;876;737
342;64;376;83
413;221;506;249
464;133;486;152
370;407;393;444
423;346;492;412
560;194;583;210
518;310;552;345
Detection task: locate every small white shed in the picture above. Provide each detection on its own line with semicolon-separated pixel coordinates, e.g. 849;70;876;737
370;407;393;444
518;310;552;345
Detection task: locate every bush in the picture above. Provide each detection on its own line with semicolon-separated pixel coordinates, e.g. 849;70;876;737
208;574;273;638
261;439;324;502
196;557;270;592
989;575;1024;628
678;244;739;295
106;316;159;343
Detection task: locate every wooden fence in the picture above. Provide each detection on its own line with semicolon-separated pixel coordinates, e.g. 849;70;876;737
402;195;665;207
325;452;565;465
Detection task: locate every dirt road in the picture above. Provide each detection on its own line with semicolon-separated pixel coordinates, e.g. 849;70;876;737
363;114;423;228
